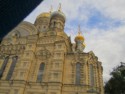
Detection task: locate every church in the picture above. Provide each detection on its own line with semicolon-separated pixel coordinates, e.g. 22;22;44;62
0;5;104;94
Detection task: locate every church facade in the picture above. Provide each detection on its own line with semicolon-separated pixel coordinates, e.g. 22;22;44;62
0;7;104;94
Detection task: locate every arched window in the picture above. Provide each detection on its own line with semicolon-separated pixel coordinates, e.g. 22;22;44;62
76;62;81;84
53;21;56;27
6;56;18;80
0;56;9;78
89;64;94;86
37;63;45;82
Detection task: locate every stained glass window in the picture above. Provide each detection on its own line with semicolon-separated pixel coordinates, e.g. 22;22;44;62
37;63;45;82
6;56;18;80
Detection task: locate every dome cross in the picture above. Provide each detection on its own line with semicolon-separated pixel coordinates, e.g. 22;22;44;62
78;25;82;35
50;5;53;13
58;3;62;12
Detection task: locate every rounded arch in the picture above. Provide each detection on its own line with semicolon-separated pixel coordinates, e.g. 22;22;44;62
71;59;82;65
37;63;45;82
76;62;81;84
12;55;18;60
0;56;9;78
6;55;18;80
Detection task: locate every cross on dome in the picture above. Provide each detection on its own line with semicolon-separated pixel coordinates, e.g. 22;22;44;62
50;5;53;13
78;25;82;35
58;3;62;12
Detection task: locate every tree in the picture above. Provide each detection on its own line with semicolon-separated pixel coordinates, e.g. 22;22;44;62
105;62;125;94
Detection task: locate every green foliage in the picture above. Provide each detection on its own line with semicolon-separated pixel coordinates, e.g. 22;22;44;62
105;63;125;94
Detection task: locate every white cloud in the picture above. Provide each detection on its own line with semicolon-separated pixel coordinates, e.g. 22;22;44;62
85;0;125;20
84;26;125;81
25;0;90;23
67;24;125;82
24;0;125;82
25;0;125;22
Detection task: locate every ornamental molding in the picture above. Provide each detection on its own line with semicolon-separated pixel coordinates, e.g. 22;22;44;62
36;48;51;60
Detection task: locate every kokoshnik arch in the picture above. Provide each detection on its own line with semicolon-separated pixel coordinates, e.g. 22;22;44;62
0;5;104;94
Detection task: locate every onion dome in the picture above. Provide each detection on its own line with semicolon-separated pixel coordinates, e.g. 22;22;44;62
36;12;50;19
35;12;50;27
75;34;84;41
50;4;66;23
75;26;85;42
36;5;53;20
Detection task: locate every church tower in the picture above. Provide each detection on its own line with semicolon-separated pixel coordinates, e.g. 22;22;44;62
0;5;104;94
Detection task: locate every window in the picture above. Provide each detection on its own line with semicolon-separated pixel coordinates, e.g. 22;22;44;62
20;72;24;77
14;89;18;94
26;53;29;56
28;45;32;48
37;63;45;82
54;53;61;58
50;63;53;68
55;44;62;49
89;64;94;86
6;56;18;80
55;63;59;67
56;45;62;49
0;56;9;78
58;45;62;48
43;26;46;29
76;63;81;84
23;62;27;67
54;21;56;27
51;92;56;94
58;22;61;28
57;53;61;57
53;73;58;78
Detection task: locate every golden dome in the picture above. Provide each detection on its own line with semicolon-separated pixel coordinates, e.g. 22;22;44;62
75;25;85;41
36;12;50;19
75;35;84;41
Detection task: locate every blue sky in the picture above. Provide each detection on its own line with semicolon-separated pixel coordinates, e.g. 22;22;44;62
25;0;125;81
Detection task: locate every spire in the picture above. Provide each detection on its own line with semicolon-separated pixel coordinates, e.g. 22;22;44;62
58;3;62;12
50;5;53;13
78;25;82;35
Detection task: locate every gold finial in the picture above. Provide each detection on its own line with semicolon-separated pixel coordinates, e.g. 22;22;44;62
58;3;62;11
74;25;85;42
50;5;53;13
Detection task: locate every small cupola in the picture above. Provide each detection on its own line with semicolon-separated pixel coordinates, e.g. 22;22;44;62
74;26;85;52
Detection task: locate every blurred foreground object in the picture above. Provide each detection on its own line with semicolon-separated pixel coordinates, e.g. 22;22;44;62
105;62;125;94
0;0;43;41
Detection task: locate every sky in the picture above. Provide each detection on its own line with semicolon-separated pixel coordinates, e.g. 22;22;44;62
24;0;125;82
